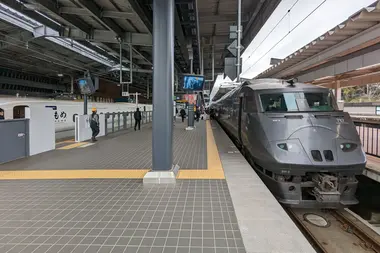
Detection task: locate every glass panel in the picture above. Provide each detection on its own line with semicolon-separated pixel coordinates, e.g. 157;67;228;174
283;93;298;111
260;92;336;112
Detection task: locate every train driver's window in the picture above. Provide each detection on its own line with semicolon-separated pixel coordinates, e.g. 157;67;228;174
13;105;28;119
260;94;287;112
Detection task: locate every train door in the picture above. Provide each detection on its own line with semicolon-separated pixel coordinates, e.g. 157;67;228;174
13;105;28;119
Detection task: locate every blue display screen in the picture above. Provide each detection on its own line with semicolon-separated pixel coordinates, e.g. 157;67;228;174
183;75;204;90
77;78;94;95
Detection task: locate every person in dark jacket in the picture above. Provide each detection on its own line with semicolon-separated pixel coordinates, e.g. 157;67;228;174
180;108;186;122
195;107;201;122
134;108;142;131
90;108;99;142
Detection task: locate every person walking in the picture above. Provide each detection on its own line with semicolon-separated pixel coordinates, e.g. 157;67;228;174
180;108;186;123
90;108;99;142
134;108;142;131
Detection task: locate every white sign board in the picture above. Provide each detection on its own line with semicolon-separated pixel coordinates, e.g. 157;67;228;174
122;92;129;97
227;40;245;57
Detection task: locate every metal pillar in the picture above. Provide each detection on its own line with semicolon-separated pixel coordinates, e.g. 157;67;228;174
236;0;242;83
201;46;204;76
188;105;195;127
147;79;150;99
70;75;74;94
152;0;174;171
83;95;88;115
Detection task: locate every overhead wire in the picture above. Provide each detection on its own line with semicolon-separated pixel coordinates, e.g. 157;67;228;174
242;0;328;77
245;0;300;61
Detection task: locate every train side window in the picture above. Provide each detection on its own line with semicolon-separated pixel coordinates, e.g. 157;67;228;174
13;105;28;119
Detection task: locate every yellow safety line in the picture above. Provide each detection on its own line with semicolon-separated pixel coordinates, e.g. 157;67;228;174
177;120;225;179
0;169;149;180
57;142;89;150
56;139;75;145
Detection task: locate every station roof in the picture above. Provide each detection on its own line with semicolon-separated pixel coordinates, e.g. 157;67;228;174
0;0;279;93
258;0;380;81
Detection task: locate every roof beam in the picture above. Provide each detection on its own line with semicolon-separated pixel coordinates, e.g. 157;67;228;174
203;36;231;46
0;31;34;50
242;0;281;47
74;0;124;37
127;0;153;34
28;0;92;34
59;7;135;19
62;28;152;46
1;0;61;31
174;6;188;68
199;14;248;24
0;32;89;71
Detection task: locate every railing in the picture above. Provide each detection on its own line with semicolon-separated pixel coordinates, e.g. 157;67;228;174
353;120;380;157
104;111;153;135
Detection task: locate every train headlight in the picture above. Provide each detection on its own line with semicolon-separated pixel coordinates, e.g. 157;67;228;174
277;143;288;151
277;142;300;153
339;143;357;152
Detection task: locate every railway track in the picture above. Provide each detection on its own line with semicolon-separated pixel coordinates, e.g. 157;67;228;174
287;208;380;253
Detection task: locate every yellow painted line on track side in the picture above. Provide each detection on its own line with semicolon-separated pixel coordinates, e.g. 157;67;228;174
0;169;150;180
177;120;225;179
57;142;89;150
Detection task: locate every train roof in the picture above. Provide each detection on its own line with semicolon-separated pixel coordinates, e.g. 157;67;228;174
243;78;327;91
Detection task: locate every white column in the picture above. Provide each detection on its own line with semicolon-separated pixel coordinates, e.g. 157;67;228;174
334;80;342;101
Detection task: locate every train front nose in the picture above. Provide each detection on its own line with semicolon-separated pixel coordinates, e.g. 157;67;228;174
289;126;366;166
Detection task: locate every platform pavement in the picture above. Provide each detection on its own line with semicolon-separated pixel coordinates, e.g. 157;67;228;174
364;155;380;182
0;120;315;253
0;120;206;176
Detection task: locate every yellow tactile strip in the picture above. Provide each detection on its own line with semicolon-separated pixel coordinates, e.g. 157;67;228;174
0;120;224;180
57;142;90;150
176;120;225;179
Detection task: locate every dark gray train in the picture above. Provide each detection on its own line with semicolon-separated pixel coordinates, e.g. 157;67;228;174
210;78;366;208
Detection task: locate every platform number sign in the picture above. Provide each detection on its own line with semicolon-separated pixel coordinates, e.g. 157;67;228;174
376;106;380;116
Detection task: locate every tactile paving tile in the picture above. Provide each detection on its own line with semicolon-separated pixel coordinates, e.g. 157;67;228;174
0;121;207;171
0;179;246;253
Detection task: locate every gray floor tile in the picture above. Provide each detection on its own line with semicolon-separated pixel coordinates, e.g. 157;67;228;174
0;121;206;170
110;246;126;253
72;245;89;253
149;247;163;253
0;179;246;253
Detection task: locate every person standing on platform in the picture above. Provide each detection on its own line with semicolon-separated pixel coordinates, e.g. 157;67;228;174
90;108;99;142
134;108;142;131
0;109;4;120
195;107;201;122
180;108;186;122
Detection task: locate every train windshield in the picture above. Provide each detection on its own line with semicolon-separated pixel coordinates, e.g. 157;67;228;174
260;92;337;112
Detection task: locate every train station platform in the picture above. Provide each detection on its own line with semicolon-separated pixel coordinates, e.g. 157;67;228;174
364;155;380;183
0;120;315;253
